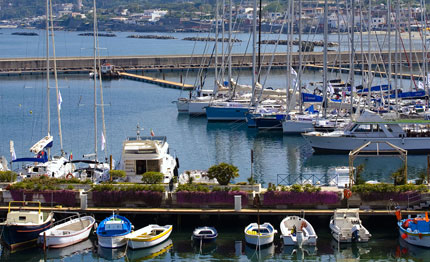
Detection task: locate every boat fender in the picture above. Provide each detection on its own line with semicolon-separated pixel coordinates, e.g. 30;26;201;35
66;173;74;179
402;220;410;228
300;221;307;230
401;233;407;239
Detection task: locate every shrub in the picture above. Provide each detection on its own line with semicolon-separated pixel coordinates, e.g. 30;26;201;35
290;184;303;192
176;191;248;206
176;184;210;192
109;170;126;180
263;191;340;206
141;172;164;184
207;163;239;185
0;171;17;182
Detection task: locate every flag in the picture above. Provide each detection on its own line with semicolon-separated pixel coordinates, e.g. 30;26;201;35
101;132;106;151
328;82;334;95
150;129;155;137
290;67;297;78
418;81;425;90
70;152;73;161
58;90;63;110
9;140;16;161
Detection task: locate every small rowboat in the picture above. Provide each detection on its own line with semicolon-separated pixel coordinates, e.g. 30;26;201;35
96;213;133;248
126;224;172;250
39;215;95;248
398;212;430;247
244;223;277;246
192;226;218;242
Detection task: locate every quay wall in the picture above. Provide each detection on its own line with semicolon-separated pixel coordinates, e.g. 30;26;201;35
0;50;427;74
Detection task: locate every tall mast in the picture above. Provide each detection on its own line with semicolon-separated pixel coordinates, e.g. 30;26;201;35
46;0;51;159
368;0;373;109
350;0;355;118
214;0;219;93
93;0;98;161
421;0;429;105
408;1;413;90
387;0;392;103
323;0;328;118
298;0;303;114
251;0;257;106
395;0;399;116
228;0;232;89
49;0;63;154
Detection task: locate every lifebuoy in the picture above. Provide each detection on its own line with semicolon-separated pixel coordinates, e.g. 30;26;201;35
344;189;352;199
66;173;74;179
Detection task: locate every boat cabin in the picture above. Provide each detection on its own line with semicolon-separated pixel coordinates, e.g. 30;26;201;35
121;135;176;183
7;211;44;225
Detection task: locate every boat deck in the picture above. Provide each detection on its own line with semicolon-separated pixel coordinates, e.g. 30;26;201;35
58;220;91;231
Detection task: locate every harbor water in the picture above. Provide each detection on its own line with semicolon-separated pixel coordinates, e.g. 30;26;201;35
0;29;429;260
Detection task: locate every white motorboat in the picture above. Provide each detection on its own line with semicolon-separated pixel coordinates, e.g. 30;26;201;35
244;222;277;246
302;110;430;154
329;208;371;243
282;114;315;134
120;125;178;183
39;215;95;248
178;170;218;184
280;216;317;246
126;224;172;250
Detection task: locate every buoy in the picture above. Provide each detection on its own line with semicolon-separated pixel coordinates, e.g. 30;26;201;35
401;233;408;239
343;189;352;199
395;210;401;221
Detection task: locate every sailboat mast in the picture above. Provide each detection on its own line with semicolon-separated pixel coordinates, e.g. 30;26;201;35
298;0;303;114
251;0;257;106
387;0;392;101
350;0;355;118
214;0;219;92
46;0;51;159
49;0;63;154
323;0;328;118
93;0;98;161
228;0;232;88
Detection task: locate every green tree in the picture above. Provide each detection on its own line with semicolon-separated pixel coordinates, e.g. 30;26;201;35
207;162;239;185
391;165;407;186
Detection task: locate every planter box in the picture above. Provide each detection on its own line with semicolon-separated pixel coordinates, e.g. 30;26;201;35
3;190;79;207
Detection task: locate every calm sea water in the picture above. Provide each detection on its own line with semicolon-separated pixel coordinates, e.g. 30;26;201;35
0;28;428;261
0;214;422;262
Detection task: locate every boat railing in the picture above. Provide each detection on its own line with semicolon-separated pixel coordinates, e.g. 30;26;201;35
8;201;41;214
51;212;89;228
277;173;346;187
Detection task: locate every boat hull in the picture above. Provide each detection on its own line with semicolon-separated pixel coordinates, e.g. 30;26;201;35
128;227;172;250
2;220;53;251
255;117;283;130
303;135;430;154
245;234;274;246
206;106;249;121
188;101;209;115
98;235;128;248
40;217;95;249
283;120;314;134
176;99;189;113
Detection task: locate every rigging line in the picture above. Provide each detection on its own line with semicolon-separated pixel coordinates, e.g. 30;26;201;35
96;21;108;159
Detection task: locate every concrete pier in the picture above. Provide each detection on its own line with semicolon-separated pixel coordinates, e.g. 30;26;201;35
0;50;427;76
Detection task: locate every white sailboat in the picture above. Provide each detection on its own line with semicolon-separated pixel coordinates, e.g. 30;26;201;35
12;0;74;178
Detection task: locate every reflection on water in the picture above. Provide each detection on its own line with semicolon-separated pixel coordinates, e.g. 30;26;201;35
127;239;173;261
0;229;428;261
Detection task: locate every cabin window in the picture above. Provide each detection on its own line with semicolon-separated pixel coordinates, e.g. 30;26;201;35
354;125;371;132
19;216;26;221
136;160;160;174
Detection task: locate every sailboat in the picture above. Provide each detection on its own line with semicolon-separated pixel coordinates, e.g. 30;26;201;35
71;0;112;182
11;0;74;178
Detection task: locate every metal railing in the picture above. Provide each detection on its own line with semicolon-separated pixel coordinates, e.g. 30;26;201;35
277;173;348;187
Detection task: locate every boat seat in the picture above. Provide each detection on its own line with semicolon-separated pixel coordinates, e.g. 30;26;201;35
52;230;72;235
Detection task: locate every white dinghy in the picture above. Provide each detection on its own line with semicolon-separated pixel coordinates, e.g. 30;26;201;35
39;214;95;248
280;216;317;246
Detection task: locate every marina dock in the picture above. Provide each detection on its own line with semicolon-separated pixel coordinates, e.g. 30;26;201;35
0;206;422;217
119;71;194;90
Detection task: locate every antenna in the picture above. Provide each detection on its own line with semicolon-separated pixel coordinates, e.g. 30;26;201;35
136;123;144;140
